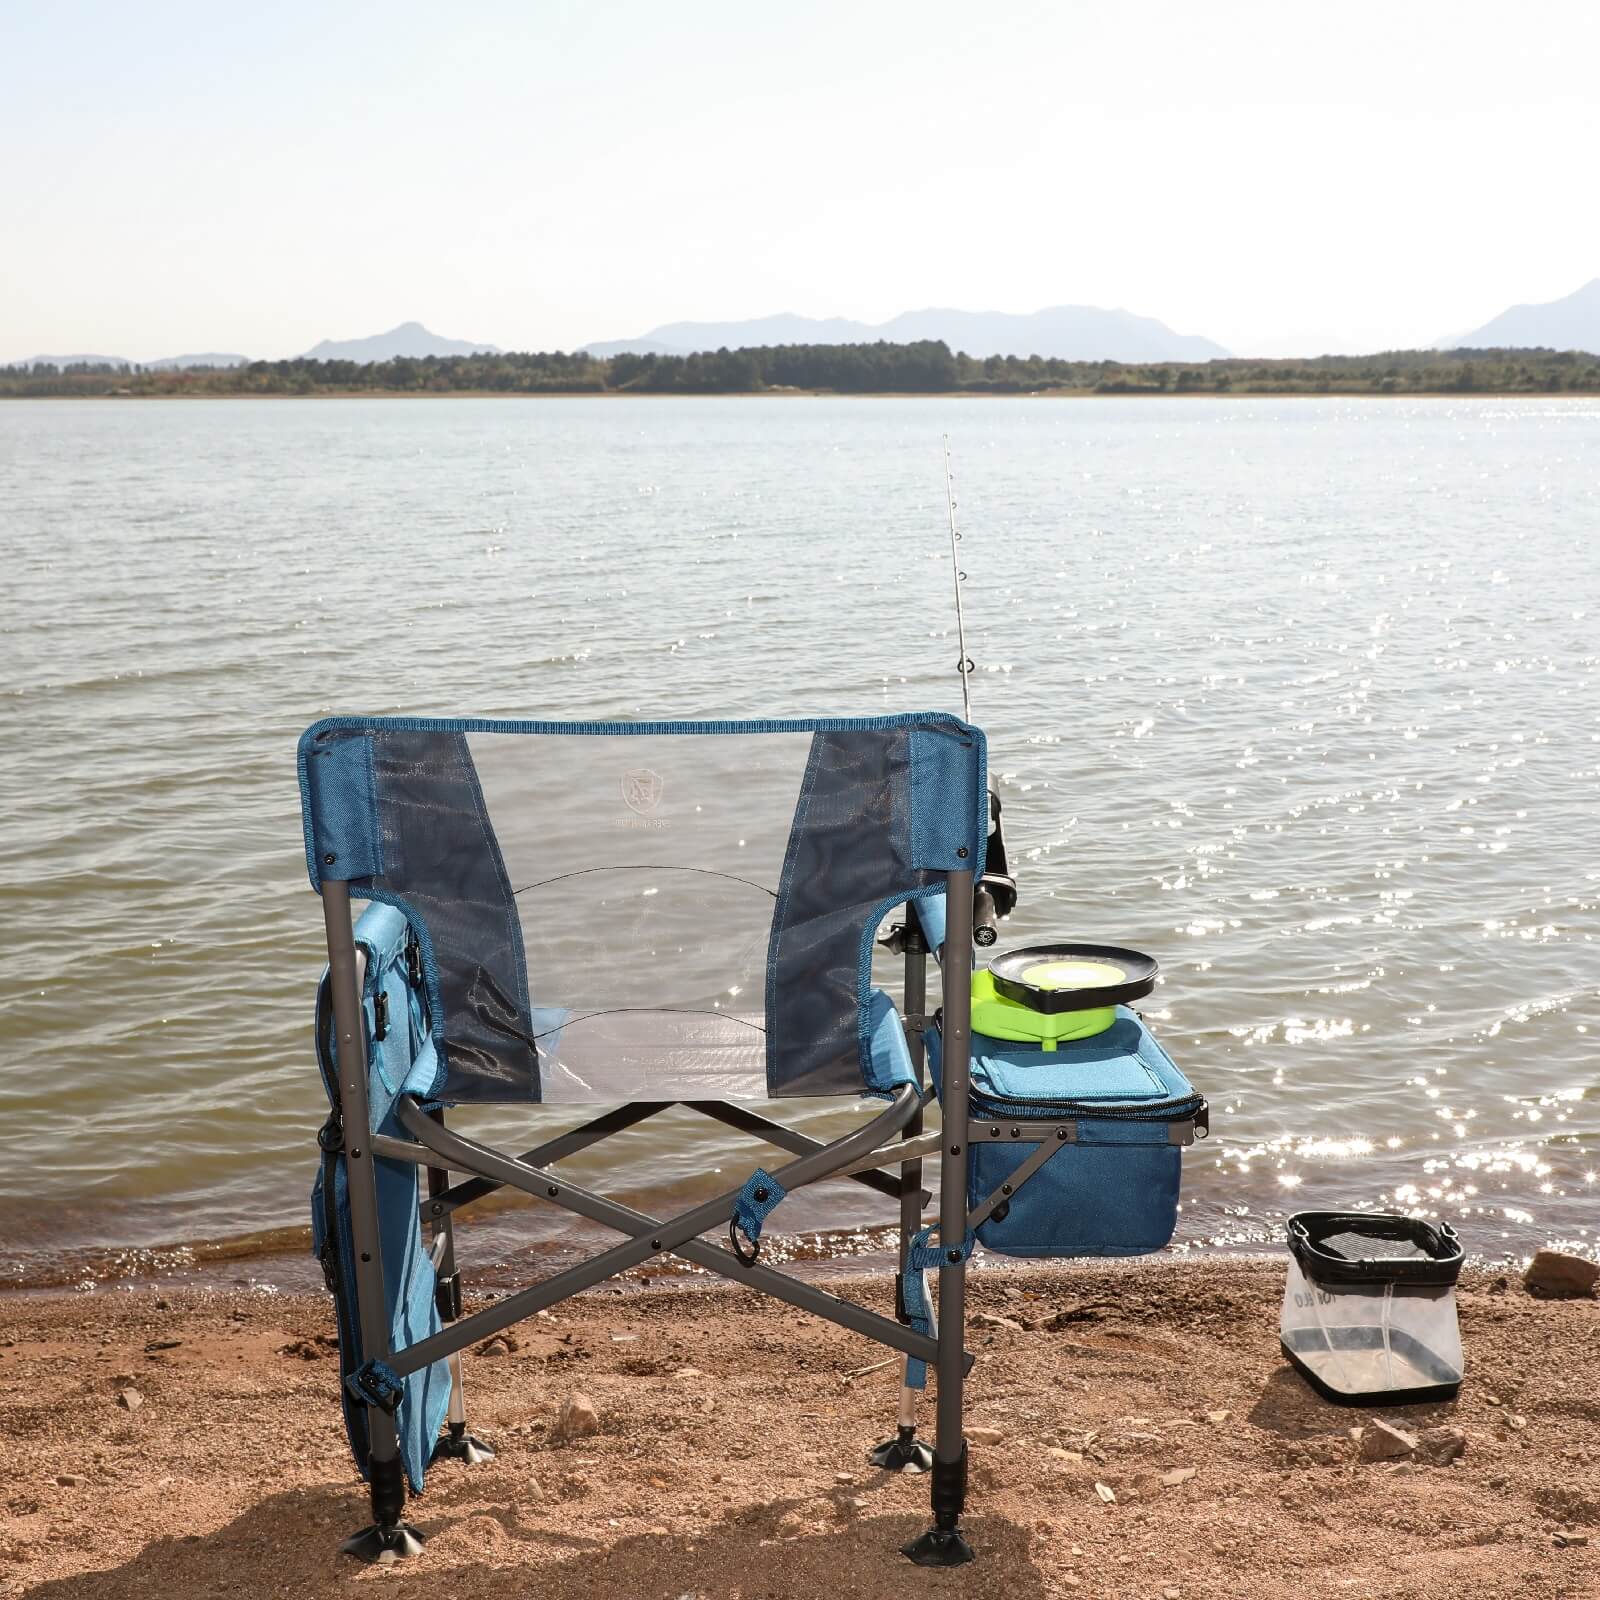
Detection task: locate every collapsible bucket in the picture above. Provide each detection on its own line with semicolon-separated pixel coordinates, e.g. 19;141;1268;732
1280;1212;1465;1406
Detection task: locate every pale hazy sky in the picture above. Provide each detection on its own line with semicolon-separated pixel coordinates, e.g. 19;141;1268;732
5;0;1597;362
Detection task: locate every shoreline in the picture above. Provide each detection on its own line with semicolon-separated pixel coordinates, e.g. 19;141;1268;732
7;388;1600;401
3;1258;1593;1598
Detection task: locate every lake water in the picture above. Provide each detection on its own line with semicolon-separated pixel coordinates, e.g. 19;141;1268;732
1;395;1596;1290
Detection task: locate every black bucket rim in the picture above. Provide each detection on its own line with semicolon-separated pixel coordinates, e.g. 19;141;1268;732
1287;1210;1464;1288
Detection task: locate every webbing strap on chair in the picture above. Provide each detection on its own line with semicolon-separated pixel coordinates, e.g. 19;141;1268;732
729;1167;788;1265
346;1359;405;1415
900;1223;975;1389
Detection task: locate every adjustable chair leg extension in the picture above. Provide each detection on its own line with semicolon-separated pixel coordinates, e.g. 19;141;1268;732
903;1444;971;1567
341;1455;426;1563
868;1378;933;1474
432;1350;495;1465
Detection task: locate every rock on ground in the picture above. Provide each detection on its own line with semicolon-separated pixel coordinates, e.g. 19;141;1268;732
1522;1248;1599;1299
550;1390;601;1442
1357;1419;1418;1462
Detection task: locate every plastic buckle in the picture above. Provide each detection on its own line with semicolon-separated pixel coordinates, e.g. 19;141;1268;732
317;1240;339;1295
435;1272;462;1323
372;991;389;1043
405;937;424;990
345;1361;403;1415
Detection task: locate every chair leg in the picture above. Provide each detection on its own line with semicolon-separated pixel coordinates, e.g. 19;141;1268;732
868;1380;934;1474
903;873;975;1567
323;883;426;1563
900;1249;973;1568
425;1126;495;1468
871;926;935;1476
432;1353;495;1465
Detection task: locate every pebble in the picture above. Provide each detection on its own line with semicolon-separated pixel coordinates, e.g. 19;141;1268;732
1554;1532;1590;1549
1160;1468;1197;1488
144;1339;181;1352
55;1474;81;1487
117;1388;143;1413
1359;1420;1417;1462
551;1391;601;1442
974;1312;1025;1333
967;1427;1004;1446
1523;1249;1599;1299
1048;1448;1085;1464
1163;1588;1182;1599
1418;1426;1467;1467
1094;1481;1116;1504
1203;1410;1230;1425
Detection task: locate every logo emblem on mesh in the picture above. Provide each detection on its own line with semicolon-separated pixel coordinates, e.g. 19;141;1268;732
621;768;665;816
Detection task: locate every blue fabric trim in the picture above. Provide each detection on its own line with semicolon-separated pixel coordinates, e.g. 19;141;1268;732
862;988;915;1093
854;887;949;1094
910;890;947;953
732;1167;787;1243
901;1223;975;1389
303;731;381;886
908;726;981;871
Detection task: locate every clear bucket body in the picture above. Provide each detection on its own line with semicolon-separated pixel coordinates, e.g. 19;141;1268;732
1280;1256;1463;1404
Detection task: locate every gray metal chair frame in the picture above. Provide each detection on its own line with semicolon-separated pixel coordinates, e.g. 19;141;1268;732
318;866;981;1563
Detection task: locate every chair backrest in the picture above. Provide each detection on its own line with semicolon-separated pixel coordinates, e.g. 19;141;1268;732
299;715;985;1102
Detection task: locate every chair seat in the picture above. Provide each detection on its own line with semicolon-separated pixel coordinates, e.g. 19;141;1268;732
532;997;917;1103
535;1008;770;1102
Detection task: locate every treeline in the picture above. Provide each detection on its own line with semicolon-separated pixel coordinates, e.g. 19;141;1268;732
6;341;1600;397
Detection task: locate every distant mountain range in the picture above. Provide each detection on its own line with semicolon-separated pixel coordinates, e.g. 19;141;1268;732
584;306;1230;363
12;323;496;370
299;321;500;361
18;281;1600;373
1447;278;1600;355
18;351;248;370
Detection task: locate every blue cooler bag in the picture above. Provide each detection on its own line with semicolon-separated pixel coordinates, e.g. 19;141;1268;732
931;1007;1206;1257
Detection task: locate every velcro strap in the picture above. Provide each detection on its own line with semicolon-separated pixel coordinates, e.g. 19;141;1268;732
731;1168;786;1250
901;1223;975;1390
345;1359;404;1414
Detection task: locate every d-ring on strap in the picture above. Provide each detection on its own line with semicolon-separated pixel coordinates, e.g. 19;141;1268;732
729;1168;787;1265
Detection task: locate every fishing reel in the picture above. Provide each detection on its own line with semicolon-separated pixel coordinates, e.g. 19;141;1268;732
973;784;1016;947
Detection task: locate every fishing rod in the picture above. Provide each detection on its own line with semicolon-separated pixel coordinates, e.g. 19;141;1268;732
939;435;1015;946
942;434;973;722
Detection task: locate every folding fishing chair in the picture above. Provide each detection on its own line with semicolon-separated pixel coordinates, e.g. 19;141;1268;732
299;714;989;1566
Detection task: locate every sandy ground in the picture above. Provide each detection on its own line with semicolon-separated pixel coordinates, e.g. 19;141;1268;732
1;1259;1595;1600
